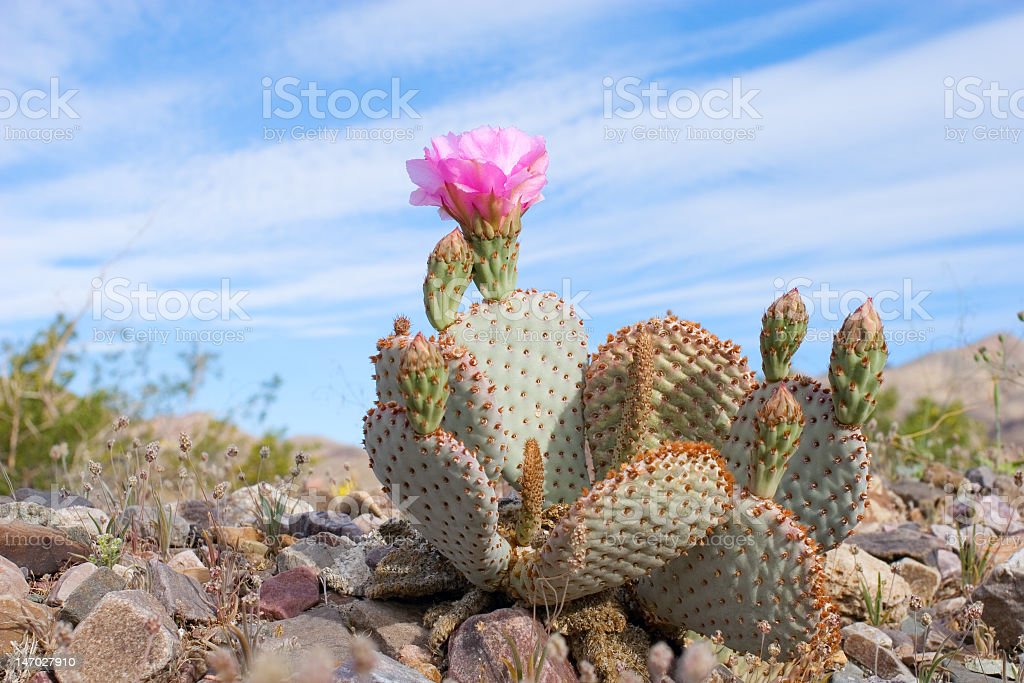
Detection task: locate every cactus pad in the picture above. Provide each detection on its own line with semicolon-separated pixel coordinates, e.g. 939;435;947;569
635;492;839;661
363;402;510;588
508;441;734;604
722;376;870;550
585;315;754;480
445;289;589;503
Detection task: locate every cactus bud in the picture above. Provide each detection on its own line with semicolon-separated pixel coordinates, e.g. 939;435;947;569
749;383;804;497
611;332;656;475
393;315;411;337
515;438;545;546
423;229;474;331
760;289;808;381
398;333;449;434
829;299;887;426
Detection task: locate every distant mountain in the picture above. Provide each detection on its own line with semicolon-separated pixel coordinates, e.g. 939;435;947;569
881;333;1024;446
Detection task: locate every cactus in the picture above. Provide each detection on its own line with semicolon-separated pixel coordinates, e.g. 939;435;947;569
362;126;888;670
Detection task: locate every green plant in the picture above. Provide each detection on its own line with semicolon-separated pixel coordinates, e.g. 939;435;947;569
363;135;889;674
858;572;890;627
88;532;124;568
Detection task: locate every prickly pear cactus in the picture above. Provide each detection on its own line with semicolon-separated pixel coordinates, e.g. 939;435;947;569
361;125;888;670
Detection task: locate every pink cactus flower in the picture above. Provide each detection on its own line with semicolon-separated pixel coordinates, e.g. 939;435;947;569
406;125;548;233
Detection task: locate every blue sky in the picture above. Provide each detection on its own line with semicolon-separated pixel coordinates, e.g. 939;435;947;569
1;0;1022;444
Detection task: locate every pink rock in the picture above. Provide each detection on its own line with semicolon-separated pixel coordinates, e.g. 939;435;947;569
260;566;320;620
448;607;578;683
0;554;29;598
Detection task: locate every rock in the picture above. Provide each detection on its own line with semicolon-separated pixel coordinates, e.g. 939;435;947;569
347;600;429;659
831;662;869;683
889;480;946;511
0;520;89;576
366;536;470;599
118;505;191;547
46;562;97;606
862;477;907;525
228;485;313;526
28;672;55;683
217;525;262;546
922;462;962;488
965;466;997;494
840;622;915;681
364;545;394;569
11;487;93;509
0;554;29;598
57;567;126;624
277;533;376;596
260;566;320;620
55;590;179;683
259;604;354;670
179;566;211;584
892;558;940;603
147;559;215;623
174;499;221;536
167;549;204;571
825;545;912;624
847;527;946;563
50;507;110;538
398;644;442;683
925;548;962;587
948;495;1024;535
972;563;1024;651
0;595;52;654
287;510;363;539
334;651;433;683
0;502;95;546
448;607;578;683
351;513;386;535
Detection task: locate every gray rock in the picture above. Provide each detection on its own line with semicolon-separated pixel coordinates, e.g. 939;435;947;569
58;567;126;624
848;527;946;562
259;604;353;670
889;480;945;511
147;558;215;622
0;502;96;546
973;563;1024;651
966;466;997;494
55;590;179;683
46;562;97;606
11;487;94;509
333;651;432;683
832;662;869;683
277;533;377;596
892;558;940;603
287;511;363;539
119;505;192;547
346;600;428;659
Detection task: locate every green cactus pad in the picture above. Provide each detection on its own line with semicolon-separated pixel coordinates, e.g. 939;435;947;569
635;492;839;662
374;336;509;482
507;442;734;604
722;376;870;550
363;402;511;588
445;289;590;504
585;315;755;480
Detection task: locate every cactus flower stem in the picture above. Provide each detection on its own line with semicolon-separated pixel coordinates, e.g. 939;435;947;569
760;288;808;382
613;332;656;468
397;333;449;434
749;383;804;498
828;299;888;426
515;438;545;546
423;229;474;331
